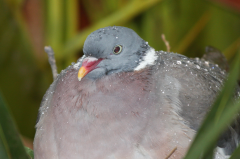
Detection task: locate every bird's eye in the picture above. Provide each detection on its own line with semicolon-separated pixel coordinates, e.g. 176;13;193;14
113;45;122;54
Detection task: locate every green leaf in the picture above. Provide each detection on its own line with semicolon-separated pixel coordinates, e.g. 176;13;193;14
25;147;34;159
0;92;29;159
0;125;10;159
230;144;240;159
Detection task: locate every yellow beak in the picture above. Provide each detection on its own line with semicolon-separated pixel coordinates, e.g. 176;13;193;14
78;66;88;81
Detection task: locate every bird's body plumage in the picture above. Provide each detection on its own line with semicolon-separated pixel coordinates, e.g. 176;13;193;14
34;26;239;159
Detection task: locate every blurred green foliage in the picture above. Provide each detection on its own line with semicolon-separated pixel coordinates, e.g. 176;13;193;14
0;93;29;158
0;0;239;149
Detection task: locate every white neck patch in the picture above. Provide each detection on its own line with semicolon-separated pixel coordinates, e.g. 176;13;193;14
134;48;157;71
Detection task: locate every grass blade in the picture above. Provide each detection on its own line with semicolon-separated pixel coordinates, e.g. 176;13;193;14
0;92;29;159
230;144;240;159
0;125;10;159
25;147;34;159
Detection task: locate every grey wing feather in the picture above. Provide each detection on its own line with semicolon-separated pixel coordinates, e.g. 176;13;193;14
156;51;240;156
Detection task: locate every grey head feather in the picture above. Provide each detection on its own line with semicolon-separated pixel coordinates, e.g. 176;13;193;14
82;26;151;80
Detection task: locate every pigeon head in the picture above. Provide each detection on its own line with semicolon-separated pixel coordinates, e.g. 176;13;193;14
78;26;156;81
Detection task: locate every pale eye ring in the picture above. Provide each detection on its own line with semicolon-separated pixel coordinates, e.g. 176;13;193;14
113;45;122;54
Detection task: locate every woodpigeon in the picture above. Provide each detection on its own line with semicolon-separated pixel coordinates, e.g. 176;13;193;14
34;26;240;159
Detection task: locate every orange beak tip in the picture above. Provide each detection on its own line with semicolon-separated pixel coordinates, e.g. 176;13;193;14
78;66;88;82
